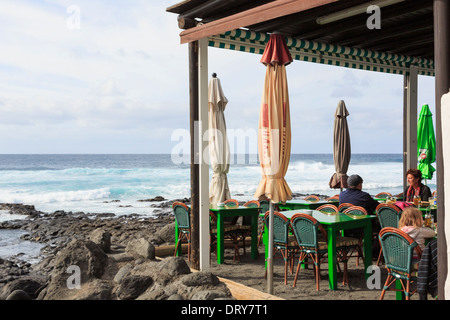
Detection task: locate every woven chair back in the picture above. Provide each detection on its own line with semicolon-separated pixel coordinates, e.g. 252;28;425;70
376;204;402;228
316;204;338;214
338;202;354;212
264;211;291;245
375;192;393;199
304;195;320;202
172;202;190;230
290;214;325;249
379;227;421;275
342;206;368;216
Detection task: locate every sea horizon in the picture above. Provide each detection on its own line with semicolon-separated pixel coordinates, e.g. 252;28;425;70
0;153;435;217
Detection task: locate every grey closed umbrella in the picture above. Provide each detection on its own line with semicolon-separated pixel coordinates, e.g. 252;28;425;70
329;100;351;190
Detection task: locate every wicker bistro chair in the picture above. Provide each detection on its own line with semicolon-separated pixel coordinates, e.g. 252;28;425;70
234;200;260;257
342;206;368;217
222;199;241;227
375;203;403;265
375;192;393;199
342;206;368;266
223;199;239;207
244;200;260;208
290;214;359;289
172;202;192;261
379;227;423;300
316;204;338;214
326;194;340;202
263;211;299;285
338;202;354;213
304;195;320;203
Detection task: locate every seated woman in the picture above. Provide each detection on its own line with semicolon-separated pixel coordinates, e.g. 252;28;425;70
404;168;432;202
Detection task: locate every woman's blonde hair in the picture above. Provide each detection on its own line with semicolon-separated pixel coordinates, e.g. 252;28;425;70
399;207;423;229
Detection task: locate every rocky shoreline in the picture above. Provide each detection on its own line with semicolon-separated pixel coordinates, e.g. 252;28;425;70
0;193;328;300
0;198;234;300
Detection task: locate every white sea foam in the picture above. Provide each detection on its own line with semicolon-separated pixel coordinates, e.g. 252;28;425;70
0;154;437;216
0;154;437;262
0;210;29;223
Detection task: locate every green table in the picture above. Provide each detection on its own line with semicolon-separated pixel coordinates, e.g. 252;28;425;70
374;197;404;202
375;200;438;220
279;200;338;211
262;209;375;290
209;204;260;264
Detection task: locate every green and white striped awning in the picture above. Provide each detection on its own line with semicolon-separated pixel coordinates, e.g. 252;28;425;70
209;29;434;76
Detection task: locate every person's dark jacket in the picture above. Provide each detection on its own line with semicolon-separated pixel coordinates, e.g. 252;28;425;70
404;183;432;202
418;239;438;300
339;188;379;215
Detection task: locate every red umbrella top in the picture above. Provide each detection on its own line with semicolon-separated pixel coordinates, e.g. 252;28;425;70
260;34;293;66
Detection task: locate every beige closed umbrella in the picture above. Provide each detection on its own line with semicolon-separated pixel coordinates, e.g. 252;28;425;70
208;73;231;204
254;34;293;294
329;100;351;191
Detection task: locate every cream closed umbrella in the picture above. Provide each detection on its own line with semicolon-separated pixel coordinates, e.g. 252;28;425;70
208;73;231;204
254;34;293;294
329;100;351;191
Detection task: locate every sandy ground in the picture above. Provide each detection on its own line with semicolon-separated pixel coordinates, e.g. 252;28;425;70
195;246;425;301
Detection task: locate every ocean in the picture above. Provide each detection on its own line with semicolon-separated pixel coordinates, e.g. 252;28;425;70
0;153;437;217
0;153;437;262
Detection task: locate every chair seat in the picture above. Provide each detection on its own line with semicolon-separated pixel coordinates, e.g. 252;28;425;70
301;236;359;251
210;225;245;234
234;225;252;232
274;234;298;248
337;236;360;247
390;269;419;280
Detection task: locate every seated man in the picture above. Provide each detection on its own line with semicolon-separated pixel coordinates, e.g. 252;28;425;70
339;174;381;257
339;174;379;215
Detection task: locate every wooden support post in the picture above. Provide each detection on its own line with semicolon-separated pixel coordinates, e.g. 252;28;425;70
402;76;408;191
189;41;200;270
434;0;450;300
406;65;418;172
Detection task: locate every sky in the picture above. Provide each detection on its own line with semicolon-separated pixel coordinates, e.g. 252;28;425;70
0;0;437;154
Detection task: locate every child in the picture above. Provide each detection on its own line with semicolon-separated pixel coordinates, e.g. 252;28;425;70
399;207;436;252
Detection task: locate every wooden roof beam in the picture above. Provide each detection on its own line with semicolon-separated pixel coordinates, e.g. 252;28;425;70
179;0;339;44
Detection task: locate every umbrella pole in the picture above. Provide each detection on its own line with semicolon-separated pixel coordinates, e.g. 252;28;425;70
267;201;274;294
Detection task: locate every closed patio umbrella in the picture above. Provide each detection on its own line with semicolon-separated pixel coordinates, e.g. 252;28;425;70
417;104;436;180
329;100;351;191
254;34;293;294
208;73;231;204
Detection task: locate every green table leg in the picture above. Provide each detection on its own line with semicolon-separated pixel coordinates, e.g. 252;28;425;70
217;214;224;264
251;214;258;260
363;223;373;281
327;227;338;290
263;223;268;268
175;223;181;256
396;280;405;300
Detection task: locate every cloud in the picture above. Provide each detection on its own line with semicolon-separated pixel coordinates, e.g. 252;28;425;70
0;1;437;154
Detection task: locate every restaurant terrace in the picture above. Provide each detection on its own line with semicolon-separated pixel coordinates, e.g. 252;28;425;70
167;0;450;299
